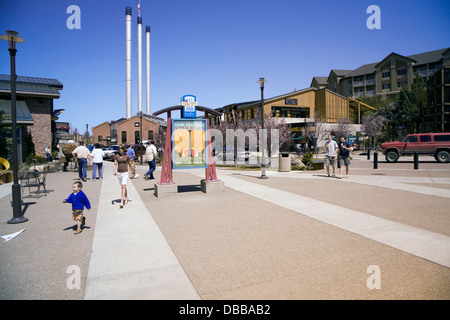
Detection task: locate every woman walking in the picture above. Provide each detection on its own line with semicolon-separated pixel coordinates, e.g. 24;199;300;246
113;144;135;208
90;143;105;180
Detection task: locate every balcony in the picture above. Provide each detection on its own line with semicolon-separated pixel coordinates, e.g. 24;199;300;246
365;79;375;85
353;81;364;87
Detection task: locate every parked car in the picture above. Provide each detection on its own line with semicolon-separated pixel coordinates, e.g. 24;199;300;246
216;147;251;162
103;145;119;160
381;132;450;163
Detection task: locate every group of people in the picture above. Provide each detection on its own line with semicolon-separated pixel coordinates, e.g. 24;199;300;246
324;134;353;179
64;141;158;233
71;142;105;182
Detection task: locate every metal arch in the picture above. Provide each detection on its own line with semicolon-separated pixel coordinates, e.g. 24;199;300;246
153;105;222;117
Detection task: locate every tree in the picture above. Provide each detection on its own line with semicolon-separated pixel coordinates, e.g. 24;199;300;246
0;109;11;162
361;112;386;148
333;117;354;140
250;110;293;157
396;76;426;122
212;109;293;163
303;113;329;158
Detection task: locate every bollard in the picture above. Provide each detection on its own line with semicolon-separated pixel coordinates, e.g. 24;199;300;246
367;149;371;160
414;152;419;170
373;152;378;169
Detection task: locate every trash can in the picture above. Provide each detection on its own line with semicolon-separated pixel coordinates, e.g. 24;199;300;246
278;152;291;172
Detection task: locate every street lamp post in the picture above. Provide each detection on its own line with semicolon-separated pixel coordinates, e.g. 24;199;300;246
139;111;143;165
0;30;27;224
257;77;268;179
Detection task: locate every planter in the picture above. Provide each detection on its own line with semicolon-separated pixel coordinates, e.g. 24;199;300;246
310;159;324;170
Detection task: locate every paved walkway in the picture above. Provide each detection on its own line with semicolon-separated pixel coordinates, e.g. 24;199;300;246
1;157;450;299
195;170;450;268
83;162;199;299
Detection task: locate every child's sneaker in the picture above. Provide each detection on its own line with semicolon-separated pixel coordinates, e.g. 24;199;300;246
74;229;82;235
81;216;86;226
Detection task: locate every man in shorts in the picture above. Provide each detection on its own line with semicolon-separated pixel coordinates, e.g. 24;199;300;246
338;136;353;179
325;134;338;177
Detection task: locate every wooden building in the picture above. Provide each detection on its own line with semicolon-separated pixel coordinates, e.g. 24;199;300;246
215;87;375;135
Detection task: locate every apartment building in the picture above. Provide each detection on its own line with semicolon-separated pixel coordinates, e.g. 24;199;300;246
426;64;450;132
311;48;450;99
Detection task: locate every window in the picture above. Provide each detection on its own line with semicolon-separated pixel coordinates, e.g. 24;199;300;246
382;71;390;79
397;81;406;89
382;83;391;90
98;135;103;142
405;136;418;143
420;135;431;142
271;106;309;118
148;130;154;140
397;68;406;76
121;131;127;144
434;135;450;142
444;68;450;85
134;131;140;144
444;86;450;104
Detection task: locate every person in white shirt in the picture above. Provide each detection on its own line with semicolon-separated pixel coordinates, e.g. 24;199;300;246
325;134;338;177
144;140;157;180
90;144;105;180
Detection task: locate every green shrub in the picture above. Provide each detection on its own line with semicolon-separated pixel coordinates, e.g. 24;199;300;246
301;150;313;167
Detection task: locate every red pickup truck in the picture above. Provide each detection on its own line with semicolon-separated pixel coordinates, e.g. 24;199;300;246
381;133;450;163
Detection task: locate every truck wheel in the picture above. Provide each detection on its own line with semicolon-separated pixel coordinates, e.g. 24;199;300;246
435;151;450;163
386;151;399;163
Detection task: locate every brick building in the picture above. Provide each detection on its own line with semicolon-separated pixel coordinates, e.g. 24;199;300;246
0;74;63;163
92;113;166;147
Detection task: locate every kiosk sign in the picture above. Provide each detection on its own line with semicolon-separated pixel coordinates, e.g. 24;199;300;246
180;95;198;118
172;119;207;169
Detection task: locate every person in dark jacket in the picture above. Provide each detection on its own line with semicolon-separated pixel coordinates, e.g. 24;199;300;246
62;181;91;234
337;136;353;179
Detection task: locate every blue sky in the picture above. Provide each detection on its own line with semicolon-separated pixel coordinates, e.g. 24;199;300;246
1;0;449;134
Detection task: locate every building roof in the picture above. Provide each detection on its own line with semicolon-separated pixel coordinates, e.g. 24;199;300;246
0;100;34;125
342;47;450;78
408;47;449;65
311;76;328;85
220;88;317;111
0;74;63;98
330;69;352;77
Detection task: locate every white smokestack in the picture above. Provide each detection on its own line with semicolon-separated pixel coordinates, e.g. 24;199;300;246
125;7;132;119
146;25;150;115
137;16;143;114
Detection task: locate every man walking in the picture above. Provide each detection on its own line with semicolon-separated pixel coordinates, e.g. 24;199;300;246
325;134;338;177
144;140;157;180
337;136;353;179
72;141;90;182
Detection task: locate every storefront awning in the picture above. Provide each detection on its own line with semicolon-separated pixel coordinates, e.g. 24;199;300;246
0;100;34;125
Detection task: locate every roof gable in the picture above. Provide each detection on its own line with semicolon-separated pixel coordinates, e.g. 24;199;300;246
374;52;417;68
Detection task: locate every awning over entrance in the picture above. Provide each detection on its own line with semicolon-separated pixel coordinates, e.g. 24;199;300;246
0;100;34;125
348;97;376;124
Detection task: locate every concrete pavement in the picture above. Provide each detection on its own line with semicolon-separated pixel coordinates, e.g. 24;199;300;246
1;155;450;299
